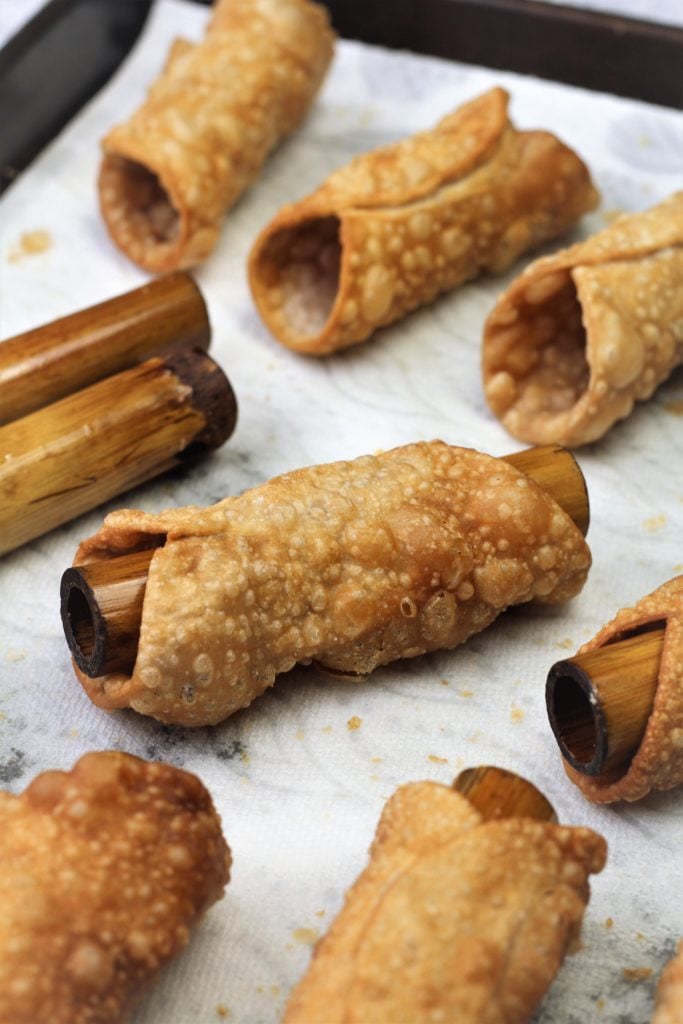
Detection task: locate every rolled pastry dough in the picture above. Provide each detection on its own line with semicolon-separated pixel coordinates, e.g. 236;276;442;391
653;942;683;1024
99;0;335;272
563;575;683;803
0;751;230;1024
248;87;598;354
71;441;591;726
283;780;607;1024
483;192;683;446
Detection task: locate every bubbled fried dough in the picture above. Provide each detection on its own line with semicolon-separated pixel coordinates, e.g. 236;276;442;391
483;192;683;447
563;576;683;804
653;942;683;1024
0;751;230;1024
98;0;334;272
283;782;607;1024
248;87;598;354
72;441;591;727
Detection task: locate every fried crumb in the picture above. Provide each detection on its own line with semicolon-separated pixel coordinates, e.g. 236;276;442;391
458;689;474;698
5;650;26;662
636;932;646;941
468;731;482;743
216;1005;230;1018
295;729;305;740
315;909;326;918
292;928;319;945
371;756;383;764
674;564;683;572
369;773;380;781
596;997;605;1010
604;917;614;929
510;704;525;723
427;755;448;764
240;750;251;765
7;230;52;262
601;208;624;225
643;514;666;532
623;967;653;982
321;725;333;734
270;986;280;997
663;398;683;416
347;715;362;731
555;637;574;649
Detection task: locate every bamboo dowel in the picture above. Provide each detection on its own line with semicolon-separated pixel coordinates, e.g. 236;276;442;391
453;766;557;822
545;625;665;777
502;444;589;536
59;443;588;679
0;348;237;557
0;273;210;425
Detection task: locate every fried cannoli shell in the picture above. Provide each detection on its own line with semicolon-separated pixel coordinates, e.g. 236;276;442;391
71;441;591;727
653;942;683;1024
99;0;335;273
564;575;683;803
0;751;230;1024
483;192;683;447
283;781;606;1024
248;87;598;354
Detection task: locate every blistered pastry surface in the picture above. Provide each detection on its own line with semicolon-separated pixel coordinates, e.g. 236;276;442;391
653;942;683;1024
284;781;606;1023
483;192;683;446
249;88;598;353
0;752;230;1024
564;575;683;803
99;0;335;272
73;442;590;726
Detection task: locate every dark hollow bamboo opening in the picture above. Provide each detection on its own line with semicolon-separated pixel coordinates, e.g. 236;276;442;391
547;663;604;773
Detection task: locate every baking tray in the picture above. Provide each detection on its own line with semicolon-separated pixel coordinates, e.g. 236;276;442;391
1;0;681;191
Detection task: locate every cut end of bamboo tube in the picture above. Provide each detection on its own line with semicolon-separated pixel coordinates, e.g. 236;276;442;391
61;547;157;677
546;624;664;778
503;445;589;537
166;348;238;454
453;765;557;822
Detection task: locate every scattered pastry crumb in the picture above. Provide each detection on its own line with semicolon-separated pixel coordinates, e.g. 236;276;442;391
371;756;383;764
315;909;326;918
321;725;333;734
427;754;448;764
623;967;653;982
439;678;449;686
7;229;52;262
292;928;319;945
663;398;683;416
240;750;251;765
468;731;482;743
459;689;474;698
601;208;624;224
510;704;525;723
216;1005;230;1018
295;729;305;740
674;564;683;572
369;773;381;781
604;917;614;929
638;134;651;148
555;637;574;650
5;650;26;662
643;514;666;532
68;728;79;738
347;715;362;731
596;997;606;1011
0;712;6;722
270;986;280;997
636;932;646;941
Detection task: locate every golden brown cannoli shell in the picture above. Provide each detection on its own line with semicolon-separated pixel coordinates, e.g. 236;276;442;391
248;87;598;354
283;781;607;1024
564;575;683;803
99;0;335;273
70;441;591;727
653;942;683;1024
483;192;683;447
0;751;230;1024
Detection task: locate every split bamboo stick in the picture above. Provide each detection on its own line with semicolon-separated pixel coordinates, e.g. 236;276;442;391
546;625;665;777
0;273;210;425
0;348;236;557
453;765;557;822
60;444;589;680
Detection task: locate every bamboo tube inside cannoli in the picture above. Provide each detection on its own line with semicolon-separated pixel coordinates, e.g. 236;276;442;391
248;87;598;355
0;349;237;556
98;0;335;272
283;769;606;1024
483;191;683;447
62;441;591;727
0;273;210;426
61;445;589;679
453;765;557;822
548;576;683;803
546;625;665;777
0;751;230;1022
653;941;683;1024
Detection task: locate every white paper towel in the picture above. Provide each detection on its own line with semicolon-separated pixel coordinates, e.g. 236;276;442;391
0;2;682;1022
